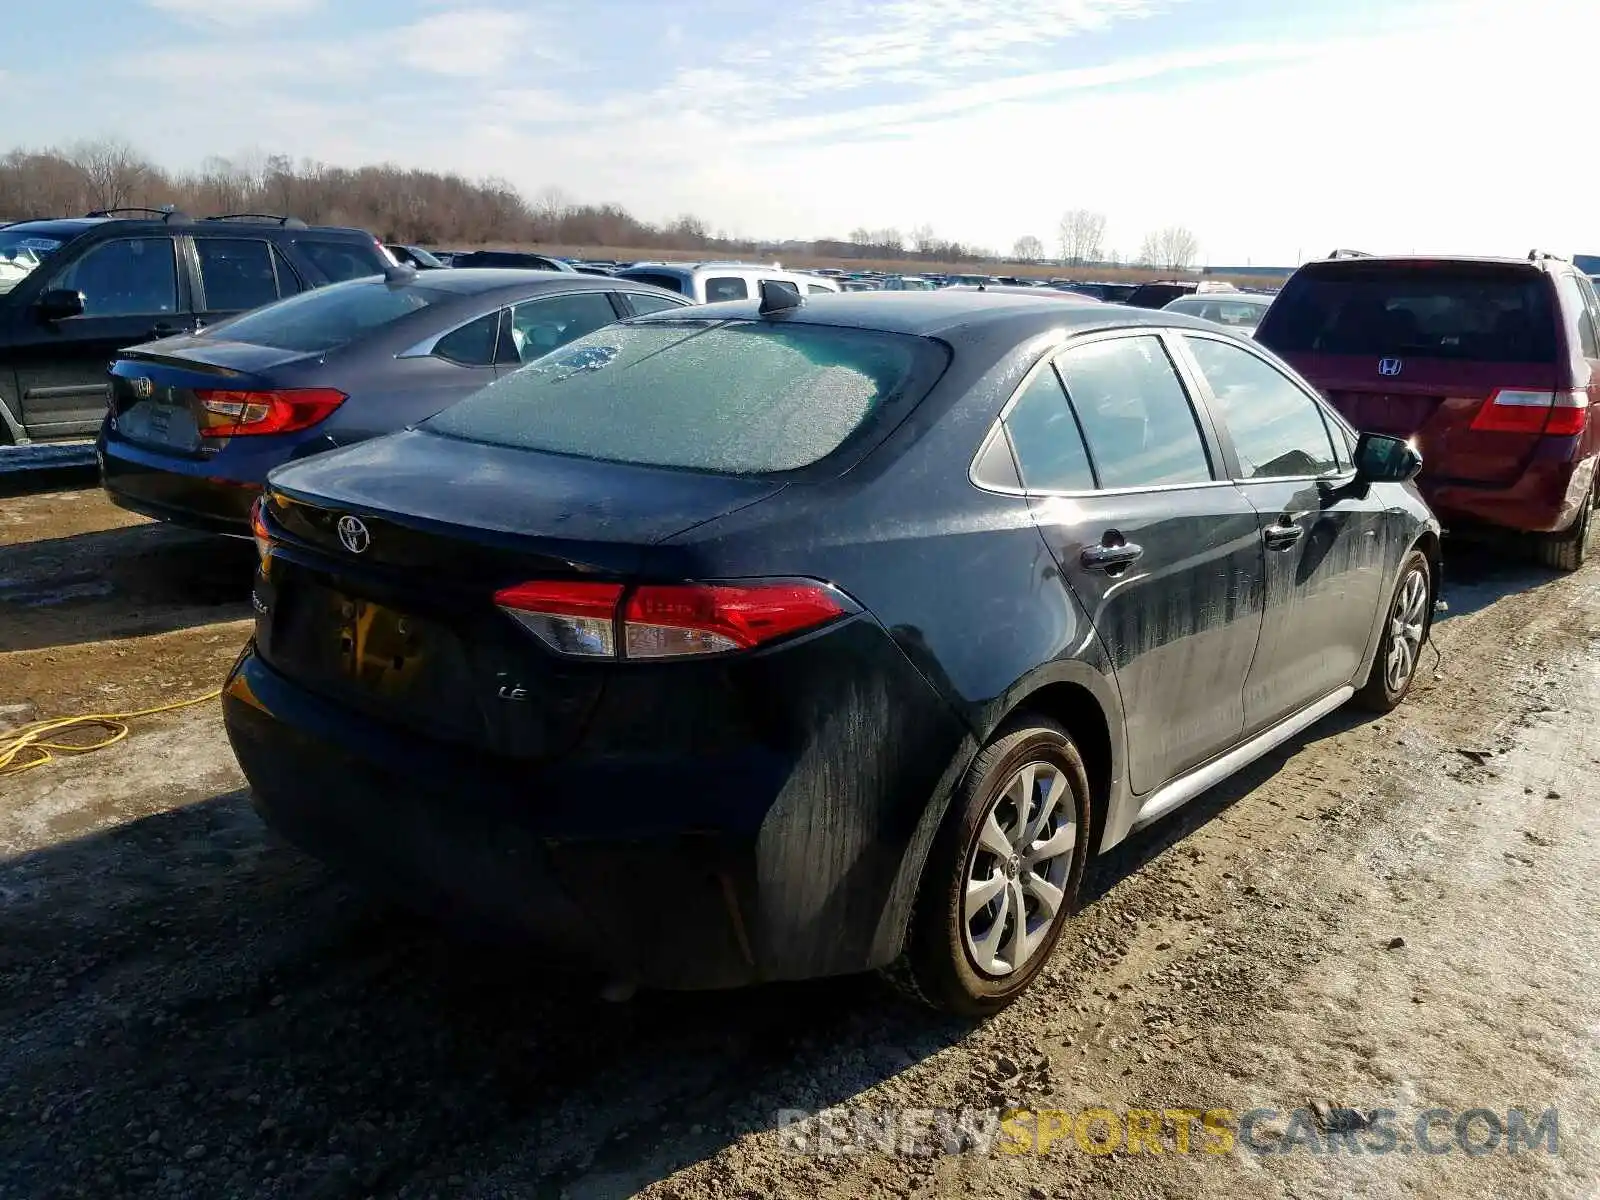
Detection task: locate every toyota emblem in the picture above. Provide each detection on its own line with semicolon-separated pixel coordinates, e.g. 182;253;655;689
336;515;371;554
1378;357;1403;377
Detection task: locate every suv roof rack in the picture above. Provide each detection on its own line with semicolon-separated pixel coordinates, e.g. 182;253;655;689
203;212;309;229
1528;249;1569;263
1326;247;1373;259
86;206;191;222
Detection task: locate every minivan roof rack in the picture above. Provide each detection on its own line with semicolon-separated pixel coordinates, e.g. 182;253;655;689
1528;249;1569;263
86;206;191;222
1326;247;1373;259
203;212;309;229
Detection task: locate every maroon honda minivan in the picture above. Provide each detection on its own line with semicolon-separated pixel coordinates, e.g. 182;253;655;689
1256;253;1600;569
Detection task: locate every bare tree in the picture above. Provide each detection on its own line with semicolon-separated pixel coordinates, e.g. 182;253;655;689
1135;233;1160;268
910;224;938;256
1057;209;1106;267
1012;234;1044;262
1146;225;1200;271
71;138;150;213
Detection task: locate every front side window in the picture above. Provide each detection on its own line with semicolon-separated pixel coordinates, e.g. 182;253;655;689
1185;335;1338;480
502;292;619;364
48;237;178;317
428;319;946;474
705;276;749;302
196;238;279;312
1055;335;1213;489
295;238;386;283
1002;366;1095;492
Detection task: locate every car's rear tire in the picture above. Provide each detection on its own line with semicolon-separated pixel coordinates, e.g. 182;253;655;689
884;716;1091;1017
1533;480;1593;572
1354;548;1432;712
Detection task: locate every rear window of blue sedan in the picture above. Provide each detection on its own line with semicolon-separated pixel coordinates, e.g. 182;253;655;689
207;278;435;352
425;319;948;474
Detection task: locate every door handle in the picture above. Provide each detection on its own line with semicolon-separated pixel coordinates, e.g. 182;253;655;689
1081;541;1144;571
1263;519;1305;549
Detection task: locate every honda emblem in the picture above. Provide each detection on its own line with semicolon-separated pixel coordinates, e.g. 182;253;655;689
1378;357;1403;377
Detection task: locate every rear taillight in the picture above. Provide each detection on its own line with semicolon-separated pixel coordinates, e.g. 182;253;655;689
1469;388;1589;436
195;388;346;438
249;496;272;566
492;579;857;659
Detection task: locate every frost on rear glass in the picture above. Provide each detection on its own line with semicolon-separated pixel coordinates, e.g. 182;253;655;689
425;320;932;474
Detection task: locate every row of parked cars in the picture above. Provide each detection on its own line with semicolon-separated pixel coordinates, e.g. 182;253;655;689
5;207;1599;1015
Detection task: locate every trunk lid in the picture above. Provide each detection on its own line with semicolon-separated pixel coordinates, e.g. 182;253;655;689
109;339;321;458
255;429;787;758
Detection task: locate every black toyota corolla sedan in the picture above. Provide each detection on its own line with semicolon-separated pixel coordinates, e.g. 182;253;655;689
224;289;1439;1015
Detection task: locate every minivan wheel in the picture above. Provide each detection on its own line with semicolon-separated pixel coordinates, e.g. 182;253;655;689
1533;481;1593;572
886;717;1090;1017
1354;549;1431;712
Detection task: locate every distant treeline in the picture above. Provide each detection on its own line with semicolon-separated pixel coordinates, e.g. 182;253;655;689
0;138;998;263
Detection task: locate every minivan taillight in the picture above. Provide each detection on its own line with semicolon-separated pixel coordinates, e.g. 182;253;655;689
493;579;857;659
195;388;347;437
1469;388;1589;436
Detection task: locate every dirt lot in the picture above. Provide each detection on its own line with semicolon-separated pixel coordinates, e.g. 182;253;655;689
2;480;1597;1200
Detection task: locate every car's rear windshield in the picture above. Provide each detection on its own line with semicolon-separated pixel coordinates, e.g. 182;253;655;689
425;318;949;474
208;278;434;352
1257;263;1558;363
615;270;685;294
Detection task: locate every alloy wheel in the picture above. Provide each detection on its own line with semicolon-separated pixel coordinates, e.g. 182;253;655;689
962;760;1077;976
1384;567;1429;694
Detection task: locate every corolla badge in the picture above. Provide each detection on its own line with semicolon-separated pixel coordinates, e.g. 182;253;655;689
1378;357;1403;377
336;515;371;554
130;376;154;399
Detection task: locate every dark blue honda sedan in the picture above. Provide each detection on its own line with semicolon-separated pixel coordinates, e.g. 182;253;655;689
224;289;1439;1014
98;268;687;534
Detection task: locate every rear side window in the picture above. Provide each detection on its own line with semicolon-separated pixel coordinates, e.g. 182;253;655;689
1257;264;1558;363
196;238;279;312
1002;367;1095;492
706;277;749;302
1185;336;1338;480
432;311;499;367
295;238;386;283
426;319;948;474
501;292;620;364
1557;273;1600;358
210;279;433;352
1055;336;1213;489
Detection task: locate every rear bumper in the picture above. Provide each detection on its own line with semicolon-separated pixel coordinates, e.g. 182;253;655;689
222;627;967;990
1423;456;1596;536
99;435;260;535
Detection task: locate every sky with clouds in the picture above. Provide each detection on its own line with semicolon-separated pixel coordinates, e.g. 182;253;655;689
2;0;1596;264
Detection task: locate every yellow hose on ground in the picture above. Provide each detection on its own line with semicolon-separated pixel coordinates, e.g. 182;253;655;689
0;688;223;778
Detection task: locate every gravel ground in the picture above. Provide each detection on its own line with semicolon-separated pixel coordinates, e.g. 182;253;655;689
1;484;1597;1199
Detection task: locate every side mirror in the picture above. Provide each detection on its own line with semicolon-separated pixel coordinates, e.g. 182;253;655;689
1353;431;1422;483
36;288;86;321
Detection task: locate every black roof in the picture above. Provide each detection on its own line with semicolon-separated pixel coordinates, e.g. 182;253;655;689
639;289;1224;339
2;218;108;240
1;216;376;241
402;267;673;300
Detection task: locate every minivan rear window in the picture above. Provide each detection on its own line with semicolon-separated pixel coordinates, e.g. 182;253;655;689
208;278;433;352
1258;264;1558;363
425;319;949;474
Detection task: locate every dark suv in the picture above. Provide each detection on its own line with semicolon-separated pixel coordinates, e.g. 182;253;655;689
0;210;394;446
1255;253;1600;569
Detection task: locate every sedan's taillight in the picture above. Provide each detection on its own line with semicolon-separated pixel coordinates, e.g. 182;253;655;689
1469;388;1589;436
249;496;273;567
195;388;347;437
493;579;857;659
